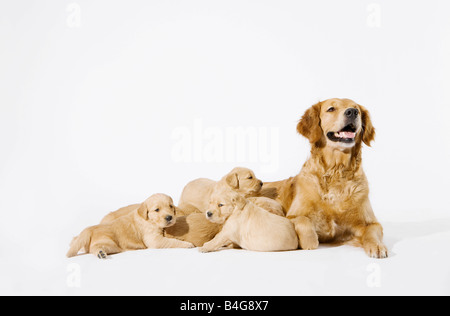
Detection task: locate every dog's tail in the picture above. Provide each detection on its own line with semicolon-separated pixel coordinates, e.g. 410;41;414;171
66;227;94;258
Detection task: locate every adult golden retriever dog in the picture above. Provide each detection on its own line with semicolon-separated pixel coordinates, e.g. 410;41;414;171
264;98;388;258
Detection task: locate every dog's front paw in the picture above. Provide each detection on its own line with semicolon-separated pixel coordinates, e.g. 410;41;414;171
298;231;319;250
364;242;388;259
199;245;218;253
198;247;211;253
183;242;195;249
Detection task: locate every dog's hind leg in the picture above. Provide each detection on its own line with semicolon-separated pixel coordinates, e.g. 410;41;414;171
90;240;122;259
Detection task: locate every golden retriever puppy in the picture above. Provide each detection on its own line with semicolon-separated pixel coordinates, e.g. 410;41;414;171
101;203;224;247
101;203;225;247
100;204;137;224
67;194;194;259
99;168;284;248
263;98;388;258
164;213;223;247
248;196;285;216
178;167;284;216
101;202;184;225
199;188;298;253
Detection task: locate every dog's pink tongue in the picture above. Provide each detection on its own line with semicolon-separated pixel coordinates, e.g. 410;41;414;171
337;132;356;139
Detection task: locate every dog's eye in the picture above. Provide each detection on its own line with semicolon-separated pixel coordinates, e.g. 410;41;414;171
218;204;224;207
327;107;335;112
155;208;160;212
248;176;253;180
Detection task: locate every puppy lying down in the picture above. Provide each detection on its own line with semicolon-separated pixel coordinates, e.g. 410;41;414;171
100;168;285;248
178;167;285;217
200;188;299;253
165;213;223;247
67;194;194;259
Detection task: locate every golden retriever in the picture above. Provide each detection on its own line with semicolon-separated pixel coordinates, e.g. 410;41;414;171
263;98;388;258
101;197;283;248
164;213;223;247
67;194;194;259
101;203;223;247
199;187;298;253
178;167;285;216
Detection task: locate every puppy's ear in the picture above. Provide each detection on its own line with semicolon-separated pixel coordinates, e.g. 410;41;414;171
225;172;239;189
137;202;149;220
232;194;247;210
297;102;323;144
360;105;376;146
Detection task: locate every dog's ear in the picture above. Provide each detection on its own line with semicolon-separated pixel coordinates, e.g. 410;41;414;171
232;194;247;210
174;206;179;217
225;172;239;189
360;105;376;146
297;102;323;144
137;202;149;220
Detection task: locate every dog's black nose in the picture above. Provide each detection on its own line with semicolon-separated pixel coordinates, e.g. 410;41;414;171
345;108;359;119
207;211;213;218
260;181;264;187
165;215;173;222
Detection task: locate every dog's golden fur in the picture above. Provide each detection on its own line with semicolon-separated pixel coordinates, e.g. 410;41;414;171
102;205;222;248
178;167;263;215
178;167;285;216
67;98;386;258
67;194;194;259
200;187;298;253
100;168;285;247
264;98;388;258
165;213;223;247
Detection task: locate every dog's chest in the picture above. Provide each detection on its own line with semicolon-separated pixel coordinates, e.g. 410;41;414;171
319;179;354;207
313;178;365;240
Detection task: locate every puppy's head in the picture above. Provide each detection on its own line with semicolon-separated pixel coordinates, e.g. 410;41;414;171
137;194;177;228
297;98;375;150
205;188;247;224
222;167;264;197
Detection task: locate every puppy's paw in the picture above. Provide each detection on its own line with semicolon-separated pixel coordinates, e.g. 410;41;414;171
183;242;195;249
298;232;319;250
365;242;388;259
199;247;214;253
97;250;107;259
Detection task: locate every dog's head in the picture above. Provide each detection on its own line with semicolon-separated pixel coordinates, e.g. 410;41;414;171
137;193;177;228
297;98;375;151
221;167;264;197
205;188;247;224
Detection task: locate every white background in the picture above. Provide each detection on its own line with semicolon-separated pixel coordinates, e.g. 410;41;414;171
1;0;449;295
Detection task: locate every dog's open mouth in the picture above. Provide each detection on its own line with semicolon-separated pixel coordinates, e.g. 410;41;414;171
327;124;357;143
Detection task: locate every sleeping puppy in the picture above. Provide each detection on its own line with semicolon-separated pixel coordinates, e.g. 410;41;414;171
100;168;284;248
263;98;388;258
178;167;285;216
164;213;223;247
199;188;298;253
67;194;194;259
103;200;283;248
